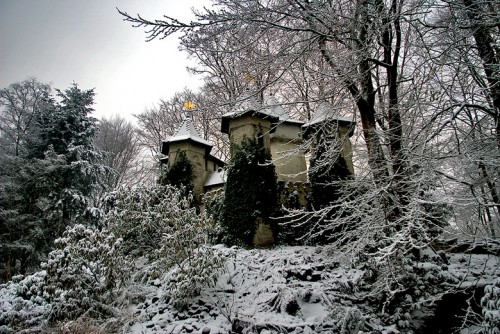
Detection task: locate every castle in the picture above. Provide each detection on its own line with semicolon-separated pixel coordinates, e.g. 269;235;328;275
160;90;356;210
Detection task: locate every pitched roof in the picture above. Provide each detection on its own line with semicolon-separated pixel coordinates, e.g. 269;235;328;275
204;170;226;188
302;102;355;137
221;90;279;134
161;114;212;155
263;95;304;125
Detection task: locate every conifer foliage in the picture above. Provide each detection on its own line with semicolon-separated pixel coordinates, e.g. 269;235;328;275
221;138;279;246
0;80;107;281
308;135;352;210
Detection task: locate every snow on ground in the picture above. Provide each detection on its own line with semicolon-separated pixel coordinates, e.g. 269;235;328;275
1;245;498;333
124;246;364;333
121;246;499;334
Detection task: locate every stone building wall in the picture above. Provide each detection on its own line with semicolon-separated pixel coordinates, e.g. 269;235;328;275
168;141;207;201
270;122;307;183
277;180;311;209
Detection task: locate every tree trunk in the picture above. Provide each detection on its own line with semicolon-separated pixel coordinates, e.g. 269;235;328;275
462;0;500;147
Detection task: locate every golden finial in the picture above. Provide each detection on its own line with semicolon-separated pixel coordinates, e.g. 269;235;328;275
183;101;197;110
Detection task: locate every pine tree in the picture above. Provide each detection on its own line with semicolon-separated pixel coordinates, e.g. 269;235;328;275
0;82;106;281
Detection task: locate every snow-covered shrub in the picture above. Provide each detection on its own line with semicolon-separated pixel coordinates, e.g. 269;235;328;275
0;271;48;333
330;305;365;334
43;224;129;322
52;316;106;334
480;278;500;333
103;185;228;308
164;246;229;308
103;185;197;259
264;286;300;315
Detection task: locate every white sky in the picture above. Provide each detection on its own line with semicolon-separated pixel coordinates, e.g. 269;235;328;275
0;0;207;121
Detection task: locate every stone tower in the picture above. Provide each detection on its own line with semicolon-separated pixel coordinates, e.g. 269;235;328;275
161;113;224;202
265;95;308;183
221;90;278;151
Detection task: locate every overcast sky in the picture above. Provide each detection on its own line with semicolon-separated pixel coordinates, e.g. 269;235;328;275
0;0;206;121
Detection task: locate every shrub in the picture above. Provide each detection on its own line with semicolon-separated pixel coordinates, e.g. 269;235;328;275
480;278;500;333
103;185;229;308
42;224;129;322
0;271;48;333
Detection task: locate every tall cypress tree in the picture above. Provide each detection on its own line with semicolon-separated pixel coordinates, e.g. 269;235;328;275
308;135;352;210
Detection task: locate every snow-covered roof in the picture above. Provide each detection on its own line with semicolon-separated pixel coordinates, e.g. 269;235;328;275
302;102;355;137
161;114;212;155
235;89;262;112
204;170;226;187
263;95;304;125
221;90;279;134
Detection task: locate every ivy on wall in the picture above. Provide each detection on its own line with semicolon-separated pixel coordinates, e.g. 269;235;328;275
221;138;279;246
158;150;194;196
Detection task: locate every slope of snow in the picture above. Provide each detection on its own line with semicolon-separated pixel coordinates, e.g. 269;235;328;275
1;245;498;333
120;246;499;333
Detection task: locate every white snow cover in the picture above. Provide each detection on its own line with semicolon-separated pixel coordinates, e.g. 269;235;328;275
235;89;262;112
263;95;304;125
303;102;353;128
1;245;498;333
204;170;226;187
167;114;211;147
121;246;499;334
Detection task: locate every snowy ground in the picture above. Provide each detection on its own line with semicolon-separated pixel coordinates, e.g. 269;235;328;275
1;244;498;333
120;246;499;334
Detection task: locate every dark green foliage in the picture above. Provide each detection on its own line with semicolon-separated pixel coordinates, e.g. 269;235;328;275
158;150;194;196
308;136;352;210
0;81;106;281
204;190;225;244
221;138;279;246
279;135;353;246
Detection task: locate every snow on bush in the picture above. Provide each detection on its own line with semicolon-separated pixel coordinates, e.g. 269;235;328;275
103;185;230;308
0;271;48;333
42;224;129;322
481;277;500;333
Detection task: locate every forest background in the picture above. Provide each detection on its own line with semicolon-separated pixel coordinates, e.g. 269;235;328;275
0;0;499;333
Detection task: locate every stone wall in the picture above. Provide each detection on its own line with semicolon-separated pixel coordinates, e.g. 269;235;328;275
168;142;206;201
277;180;311;209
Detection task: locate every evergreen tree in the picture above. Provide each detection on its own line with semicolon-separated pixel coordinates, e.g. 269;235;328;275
0;82;106;281
31;84;106;236
221;138;278;246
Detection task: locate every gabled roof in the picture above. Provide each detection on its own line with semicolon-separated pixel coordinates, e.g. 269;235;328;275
302;102;355;137
161;115;212;155
221;90;279;134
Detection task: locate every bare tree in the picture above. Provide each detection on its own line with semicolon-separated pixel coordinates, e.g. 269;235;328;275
418;0;500;237
134;88;230;162
112;3;500;330
119;0;428;222
94;115;141;188
0;78;51;157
